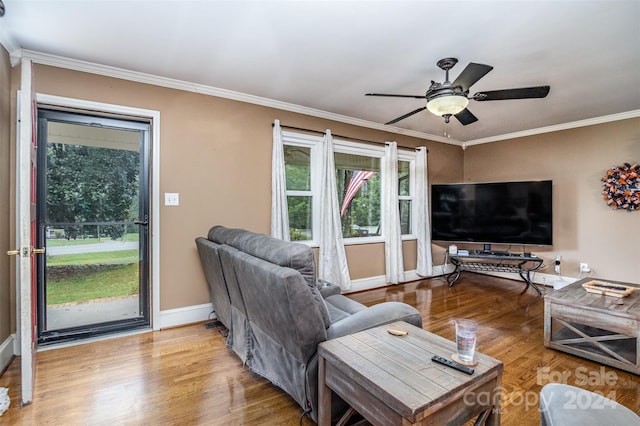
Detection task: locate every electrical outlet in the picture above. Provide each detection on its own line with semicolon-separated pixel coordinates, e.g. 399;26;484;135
580;263;590;273
554;255;561;274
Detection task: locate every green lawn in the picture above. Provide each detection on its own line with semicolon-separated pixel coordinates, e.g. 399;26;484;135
47;249;138;266
47;263;138;305
46;248;139;304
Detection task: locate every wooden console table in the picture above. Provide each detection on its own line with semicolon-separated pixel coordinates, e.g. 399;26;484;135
544;278;640;375
447;251;544;295
318;321;503;425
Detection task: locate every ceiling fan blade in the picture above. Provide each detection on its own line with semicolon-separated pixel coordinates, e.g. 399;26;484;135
385;106;427;125
454;108;478;126
451;63;493;91
473;86;550;101
366;93;427;99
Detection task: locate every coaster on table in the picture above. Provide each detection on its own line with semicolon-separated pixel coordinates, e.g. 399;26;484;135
387;327;408;336
452;353;478;367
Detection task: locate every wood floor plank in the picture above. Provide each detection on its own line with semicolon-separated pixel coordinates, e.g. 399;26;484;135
1;273;638;425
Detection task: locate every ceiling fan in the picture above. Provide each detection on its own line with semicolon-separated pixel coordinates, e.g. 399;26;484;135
366;57;550;126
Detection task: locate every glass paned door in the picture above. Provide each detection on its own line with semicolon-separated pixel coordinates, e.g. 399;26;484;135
37;109;150;344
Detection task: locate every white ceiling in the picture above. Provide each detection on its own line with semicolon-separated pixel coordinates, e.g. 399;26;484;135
1;0;639;144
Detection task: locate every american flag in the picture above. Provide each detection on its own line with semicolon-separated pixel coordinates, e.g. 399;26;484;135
340;171;377;216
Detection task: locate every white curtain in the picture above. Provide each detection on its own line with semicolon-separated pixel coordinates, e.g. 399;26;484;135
270;119;290;241
415;147;433;276
319;130;351;290
383;142;405;284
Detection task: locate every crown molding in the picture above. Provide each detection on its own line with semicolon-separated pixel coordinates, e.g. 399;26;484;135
463;110;640;147
0;26;20;61
13;49;637;148
16;49;461;145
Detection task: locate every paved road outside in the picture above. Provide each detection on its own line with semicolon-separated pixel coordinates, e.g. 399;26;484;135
47;296;140;330
47;241;138;255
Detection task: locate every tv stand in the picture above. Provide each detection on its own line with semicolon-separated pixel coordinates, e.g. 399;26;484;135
447;251;544;296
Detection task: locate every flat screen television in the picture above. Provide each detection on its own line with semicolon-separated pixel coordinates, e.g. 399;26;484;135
431;180;553;249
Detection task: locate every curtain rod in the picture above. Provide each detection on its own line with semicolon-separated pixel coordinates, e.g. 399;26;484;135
273;123;427;152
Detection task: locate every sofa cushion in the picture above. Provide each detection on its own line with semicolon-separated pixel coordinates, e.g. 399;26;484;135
324;294;366;323
325;301;423;341
229;249;327;364
208;226;332;328
208;226;315;282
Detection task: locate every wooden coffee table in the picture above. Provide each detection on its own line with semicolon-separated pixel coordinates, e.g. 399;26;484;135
544;277;640;375
317;321;503;425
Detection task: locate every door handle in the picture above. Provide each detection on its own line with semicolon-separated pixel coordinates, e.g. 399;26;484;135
7;247;29;256
31;247;46;255
134;215;148;226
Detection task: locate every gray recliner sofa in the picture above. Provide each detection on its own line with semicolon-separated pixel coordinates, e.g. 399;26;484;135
196;226;423;422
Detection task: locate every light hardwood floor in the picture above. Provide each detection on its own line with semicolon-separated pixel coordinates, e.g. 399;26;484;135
1;274;638;425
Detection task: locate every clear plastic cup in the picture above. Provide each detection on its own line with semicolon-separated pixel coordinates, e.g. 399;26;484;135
455;319;478;363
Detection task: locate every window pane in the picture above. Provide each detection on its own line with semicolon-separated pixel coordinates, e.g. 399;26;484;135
284;146;310;191
335;153;381;238
287;195;312;241
398;161;410;196
400;200;412;234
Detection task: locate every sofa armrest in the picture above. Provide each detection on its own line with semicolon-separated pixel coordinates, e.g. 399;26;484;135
317;279;342;298
326;302;422;340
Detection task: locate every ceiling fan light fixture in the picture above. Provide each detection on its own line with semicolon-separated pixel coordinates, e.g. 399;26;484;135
426;95;469;117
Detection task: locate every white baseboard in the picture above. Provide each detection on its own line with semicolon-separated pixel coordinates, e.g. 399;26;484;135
346;275;387;293
158;269;444;327
475;270;578;289
162;262;573;328
342;264;580;294
344;263;453;294
158;303;214;329
535;272;578;289
0;334;16;373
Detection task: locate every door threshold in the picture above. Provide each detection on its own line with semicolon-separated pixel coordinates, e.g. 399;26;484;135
37;327;152;352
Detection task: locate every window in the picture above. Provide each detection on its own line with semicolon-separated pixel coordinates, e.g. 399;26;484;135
335;151;381;239
284;143;315;241
398;159;413;235
283;131;417;244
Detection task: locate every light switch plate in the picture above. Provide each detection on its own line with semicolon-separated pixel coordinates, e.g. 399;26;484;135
164;192;179;206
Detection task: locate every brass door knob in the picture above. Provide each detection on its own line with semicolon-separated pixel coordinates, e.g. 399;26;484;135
31;248;46;255
6;249;20;256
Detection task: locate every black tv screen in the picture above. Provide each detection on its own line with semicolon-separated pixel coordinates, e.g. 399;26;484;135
431;180;553;246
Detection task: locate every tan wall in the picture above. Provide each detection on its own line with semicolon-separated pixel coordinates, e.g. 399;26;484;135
7;59;637;326
5;60;637;325
464;119;640;283
0;48;11;342
31;64;461;310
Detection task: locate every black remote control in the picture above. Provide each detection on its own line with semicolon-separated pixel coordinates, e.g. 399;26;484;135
431;355;474;375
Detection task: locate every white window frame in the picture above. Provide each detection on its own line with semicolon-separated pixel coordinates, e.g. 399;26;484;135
397;152;417;241
282;131;418;247
283;131;323;246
